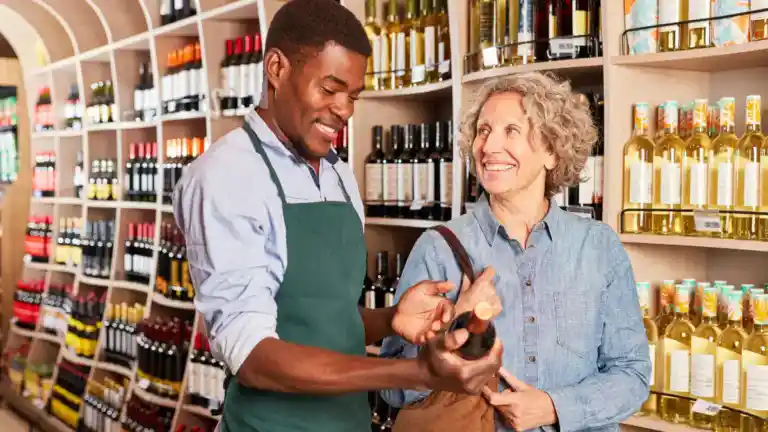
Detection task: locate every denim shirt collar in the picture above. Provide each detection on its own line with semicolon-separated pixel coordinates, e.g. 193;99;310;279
472;193;564;246
246;110;339;165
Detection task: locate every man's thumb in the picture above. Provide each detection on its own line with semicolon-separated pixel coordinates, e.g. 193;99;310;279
439;328;469;351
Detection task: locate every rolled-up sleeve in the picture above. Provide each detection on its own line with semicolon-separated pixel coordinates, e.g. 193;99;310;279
174;172;283;374
379;230;460;407
547;242;651;431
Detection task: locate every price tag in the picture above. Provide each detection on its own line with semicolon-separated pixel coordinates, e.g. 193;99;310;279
549;38;578;58
482;47;499;68
694;210;722;233
692;399;722;416
438;60;451;74
410;200;425;211
411;65;426;84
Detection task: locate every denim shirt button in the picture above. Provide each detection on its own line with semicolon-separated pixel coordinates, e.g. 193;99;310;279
525;280;532;287
528;355;537;363
527;316;535;324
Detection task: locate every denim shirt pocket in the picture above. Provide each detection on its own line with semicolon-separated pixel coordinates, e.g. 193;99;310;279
554;291;600;359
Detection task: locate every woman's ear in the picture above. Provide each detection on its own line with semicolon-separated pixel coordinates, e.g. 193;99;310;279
543;151;556;171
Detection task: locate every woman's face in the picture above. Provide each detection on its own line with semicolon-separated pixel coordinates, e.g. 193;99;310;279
472;92;555;197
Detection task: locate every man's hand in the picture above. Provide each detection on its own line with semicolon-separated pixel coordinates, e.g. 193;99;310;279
392;280;455;345
483;368;558;431
455;267;502;317
418;328;503;394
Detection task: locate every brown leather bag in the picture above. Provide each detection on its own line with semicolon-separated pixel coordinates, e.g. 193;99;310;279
392;225;499;432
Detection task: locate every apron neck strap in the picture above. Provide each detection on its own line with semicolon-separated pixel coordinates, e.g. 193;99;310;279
243;120;287;204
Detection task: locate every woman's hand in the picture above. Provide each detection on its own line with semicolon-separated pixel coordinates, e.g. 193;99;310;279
483;368;558;431
392;280;455;345
454;267;502;317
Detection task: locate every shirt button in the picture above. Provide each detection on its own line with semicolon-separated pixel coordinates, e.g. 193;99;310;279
528;355;537;363
527;316;535;324
525;280;532;287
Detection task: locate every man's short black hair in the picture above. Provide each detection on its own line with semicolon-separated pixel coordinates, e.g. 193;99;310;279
265;0;372;64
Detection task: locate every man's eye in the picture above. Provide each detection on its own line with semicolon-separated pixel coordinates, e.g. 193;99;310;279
322;87;336;95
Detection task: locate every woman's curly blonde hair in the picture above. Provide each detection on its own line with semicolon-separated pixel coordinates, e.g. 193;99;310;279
459;72;598;199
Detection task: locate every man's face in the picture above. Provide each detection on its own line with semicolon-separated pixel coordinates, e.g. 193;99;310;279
274;43;366;160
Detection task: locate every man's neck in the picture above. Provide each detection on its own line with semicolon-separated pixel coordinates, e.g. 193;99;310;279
255;107;322;173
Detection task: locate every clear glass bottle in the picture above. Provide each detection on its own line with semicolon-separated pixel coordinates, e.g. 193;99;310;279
657;279;677;336
386;0;406;89
363;0;382;91
622;102;655;233
636;281;659;416
658;0;685;51
406;0;425;86
660;284;695;424
742;293;768;430
653;101;685;235
690;286;722;429
716;290;748;432
682;99;713;236
718;284;733;330
709;97;738;238
735;95;765;240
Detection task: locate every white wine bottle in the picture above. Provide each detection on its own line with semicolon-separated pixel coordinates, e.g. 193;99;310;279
742;293;768;431
690;286;722;429
682;99;713;236
653;101;685;235
636;282;659;416
623;103;655;233
660;284;696;424
363;0;382;91
710;97;737;238
716;290;748;432
735;95;765;240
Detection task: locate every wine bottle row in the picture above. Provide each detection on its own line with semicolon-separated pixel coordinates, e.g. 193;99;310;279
87;158;119;201
160;0;198;26
163;41;205;115
24;215;53;264
124;222;156;285
65;291;107;359
48;360;90;429
40;282;73;336
82;218;115;279
155;223;194;303
103;302;144;368
125;141;159;202
635;279;768;429
364;120;453;221
54;217;83;268
82;377;127;432
13;279;44;330
163;136;207;204
136;316;193;399
187;332;227;412
625;0;768;55
622;95;768;240
133;62;158;123
218;33;264;116
86;81;117;125
32;150;55;198
363;0;451;92
121;397;175;432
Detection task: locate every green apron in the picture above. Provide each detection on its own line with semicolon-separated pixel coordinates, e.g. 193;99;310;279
220;122;370;432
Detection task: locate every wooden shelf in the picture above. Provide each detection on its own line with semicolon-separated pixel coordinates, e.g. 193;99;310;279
613;40;768;72
0;382;72;432
151;292;196;310
360;79;453;100
24;262;78;273
112;280;151;293
97;361;133;378
621;415;710;431
620;234;768;253
132;386;178;409
161;110;207;123
366;218;442;229
462;57;604;85
182;404;222;421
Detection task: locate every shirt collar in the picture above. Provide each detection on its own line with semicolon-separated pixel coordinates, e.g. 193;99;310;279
245;110;339;165
472;193;564;246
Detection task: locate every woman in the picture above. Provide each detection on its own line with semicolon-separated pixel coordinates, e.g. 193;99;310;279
380;72;651;431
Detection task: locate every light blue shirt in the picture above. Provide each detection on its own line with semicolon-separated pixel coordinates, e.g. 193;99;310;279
173;110;364;374
380;195;651;432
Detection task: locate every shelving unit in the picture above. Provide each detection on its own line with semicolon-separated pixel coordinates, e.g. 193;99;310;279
0;1;764;432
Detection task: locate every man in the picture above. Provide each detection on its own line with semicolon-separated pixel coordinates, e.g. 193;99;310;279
172;0;502;431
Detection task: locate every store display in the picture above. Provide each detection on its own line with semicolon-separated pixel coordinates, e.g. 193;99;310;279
64;292;107;359
155;224;194;302
32;151;56;198
40;283;73;336
54;217;83;267
218;34;264;116
162;42;204;115
86;81;117;125
82;218;116;279
24;215;52;263
103;302;143;368
365;120;452;221
125;141;159;202
123;222;155;285
160;0;198;26
136;316;193;399
187;332;226;412
82;377;127;432
34;86;54;132
162;137;205;204
13;279;44;330
134;62;158;122
48;360;90;429
87;159;119;201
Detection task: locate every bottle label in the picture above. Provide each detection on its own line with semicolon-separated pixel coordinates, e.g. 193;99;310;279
593;155;604;203
174;0;183;11
238;64;248;100
648;343;656;387
717;162;733;206
688;0;710;29
365;290;376;309
372;36;382;74
721;357;740;404
410;29;425;83
659;0;681;29
746;96;762;125
396;32;406;77
383;164;397;204
134;89;143;112
381;33;390;74
364;163;383;203
746;364;768;410
124;253;132;272
689;162;708;206
669;349;690;393
426;160;436;205
629;160;652;204
397;164;413;204
385;292;394;308
691;352;715;398
189;67;199;99
424;26;436;71
743;161;759;207
660;161;682;205
754;0;768;19
227;65;238;98
439;161;452;207
412;162;428;208
579;156;595;205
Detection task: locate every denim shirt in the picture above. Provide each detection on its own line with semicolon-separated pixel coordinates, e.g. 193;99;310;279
379;196;651;432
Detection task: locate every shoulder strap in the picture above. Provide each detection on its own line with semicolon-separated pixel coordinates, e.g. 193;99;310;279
432;225;476;284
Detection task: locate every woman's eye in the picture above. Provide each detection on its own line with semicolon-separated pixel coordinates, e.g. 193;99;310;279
506;126;520;136
478;127;490;137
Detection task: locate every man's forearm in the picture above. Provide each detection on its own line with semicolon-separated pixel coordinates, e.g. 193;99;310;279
237;337;428;394
359;306;396;345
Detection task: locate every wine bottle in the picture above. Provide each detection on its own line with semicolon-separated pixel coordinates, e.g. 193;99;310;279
448;301;496;360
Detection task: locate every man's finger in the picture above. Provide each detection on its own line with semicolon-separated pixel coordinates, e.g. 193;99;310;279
438;328;469;351
498;367;530;391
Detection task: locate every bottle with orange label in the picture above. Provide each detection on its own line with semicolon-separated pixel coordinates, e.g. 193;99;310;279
690;286;722;429
735;95;764;241
742;293;768;430
717;289;748;432
682;99;713;236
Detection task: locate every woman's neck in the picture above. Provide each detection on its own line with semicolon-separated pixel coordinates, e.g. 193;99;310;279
489;189;550;248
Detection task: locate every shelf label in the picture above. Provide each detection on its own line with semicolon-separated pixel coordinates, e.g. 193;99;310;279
481;47;499;68
693;210;722;233
692;399;722;416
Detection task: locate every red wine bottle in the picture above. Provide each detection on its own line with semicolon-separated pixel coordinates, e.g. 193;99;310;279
448;301;496;360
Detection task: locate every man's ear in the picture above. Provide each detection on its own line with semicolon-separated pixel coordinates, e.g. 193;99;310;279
264;47;290;93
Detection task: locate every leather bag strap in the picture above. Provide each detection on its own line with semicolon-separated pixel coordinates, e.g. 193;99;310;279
432;225;476;284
